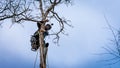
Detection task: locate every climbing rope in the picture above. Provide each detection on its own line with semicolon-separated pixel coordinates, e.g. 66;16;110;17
34;50;39;68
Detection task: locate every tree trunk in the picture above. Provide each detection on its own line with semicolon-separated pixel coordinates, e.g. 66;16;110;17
39;30;45;68
39;24;48;68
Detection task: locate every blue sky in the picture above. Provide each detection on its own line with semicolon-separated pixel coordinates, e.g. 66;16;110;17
0;0;120;68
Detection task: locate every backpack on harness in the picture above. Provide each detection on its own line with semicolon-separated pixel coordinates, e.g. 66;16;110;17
30;31;40;51
30;31;49;51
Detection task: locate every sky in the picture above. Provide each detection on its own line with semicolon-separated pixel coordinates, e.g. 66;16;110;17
0;0;120;68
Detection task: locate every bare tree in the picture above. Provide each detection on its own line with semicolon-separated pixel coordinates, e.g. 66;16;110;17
98;14;120;66
0;0;72;68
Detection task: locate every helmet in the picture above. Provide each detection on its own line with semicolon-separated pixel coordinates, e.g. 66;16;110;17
45;24;51;30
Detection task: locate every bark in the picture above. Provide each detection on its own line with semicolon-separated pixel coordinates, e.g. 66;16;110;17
39;20;47;68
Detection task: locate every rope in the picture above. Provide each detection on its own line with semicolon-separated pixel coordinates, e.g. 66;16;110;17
46;53;49;68
34;51;38;68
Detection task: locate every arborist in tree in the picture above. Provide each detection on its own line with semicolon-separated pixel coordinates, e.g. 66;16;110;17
30;20;52;51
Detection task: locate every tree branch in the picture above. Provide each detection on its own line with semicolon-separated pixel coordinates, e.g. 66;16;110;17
44;0;62;19
39;0;44;18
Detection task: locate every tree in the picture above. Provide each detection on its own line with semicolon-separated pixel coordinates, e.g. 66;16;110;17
99;14;120;66
0;0;72;68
